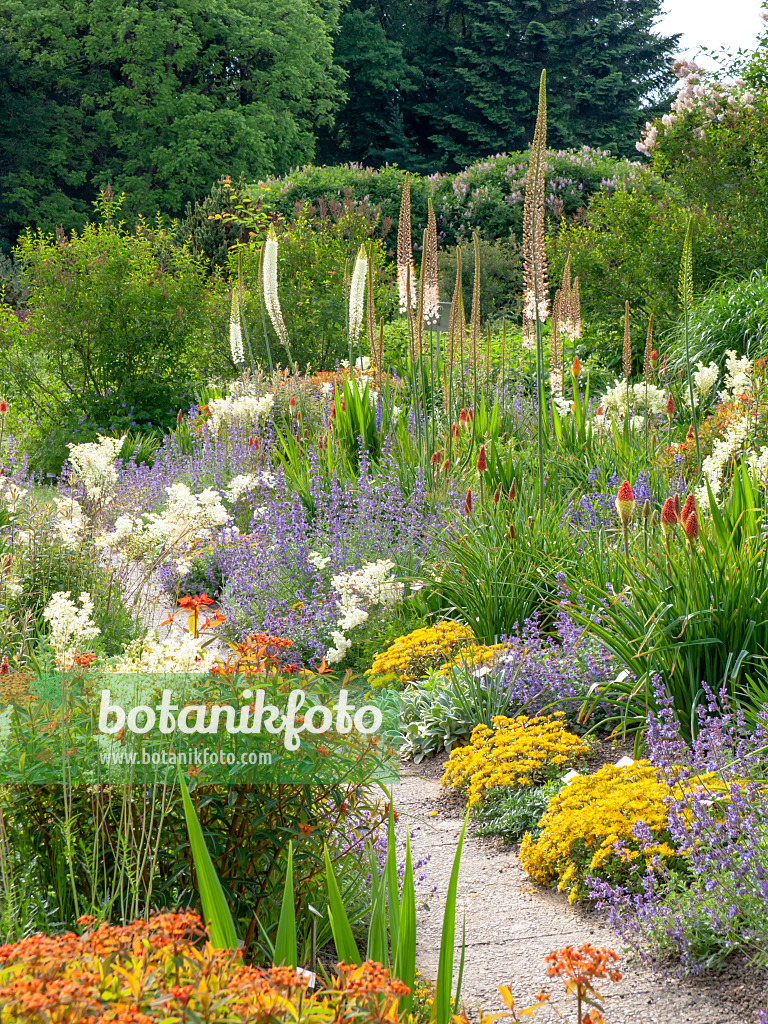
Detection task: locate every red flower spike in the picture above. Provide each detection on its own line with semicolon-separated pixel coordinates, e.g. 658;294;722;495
468;407;474;421
686;424;694;441
451;423;460;438
684;508;700;542
680;494;695;525
0;656;9;676
508;478;517;501
289;396;296;410
493;484;502;504
660;497;678;536
665;393;675;418
673;492;681;520
442;459;450;474
176;409;183;425
615;480;635;526
572;354;581;379
650;349;658;367
430;451;442;466
463;488;473;516
476;444;487;474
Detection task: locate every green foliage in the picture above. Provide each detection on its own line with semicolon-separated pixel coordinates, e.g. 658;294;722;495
1;193;225;473
571;470;768;738
438;237;521;322
472;780;564;844
420;499;579;644
0;0;344;245
670;270;768;368
548;171;736;367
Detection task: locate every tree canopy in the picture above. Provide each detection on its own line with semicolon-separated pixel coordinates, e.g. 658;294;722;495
0;0;343;247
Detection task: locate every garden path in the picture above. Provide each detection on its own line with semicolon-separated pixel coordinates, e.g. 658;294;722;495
395;765;763;1024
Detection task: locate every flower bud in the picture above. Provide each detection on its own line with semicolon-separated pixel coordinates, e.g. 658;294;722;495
673;493;681;521
572;355;581;379
615;480;636;526
650;349;658;368
642;499;651;521
493;484;502;504
442;459;450;474
0;400;7;416
650;509;659;528
508;478;517;501
686;424;694;440
665;394;675;418
476;444;487;474
463;488;473;516
430;451;442;466
176;409;183;425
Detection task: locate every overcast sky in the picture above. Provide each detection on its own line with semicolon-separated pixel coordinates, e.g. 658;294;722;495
655;0;765;66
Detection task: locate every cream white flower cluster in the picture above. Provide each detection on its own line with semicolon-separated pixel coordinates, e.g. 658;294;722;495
638;60;757;156
682;361;719;409
224;471;277;504
43;590;100;669
699;415;752;504
596;380;668;429
209;393;275;433
54;495;87;549
67;435;124;502
720;350;753;401
97;483;230;556
1;481;27;513
108;629;215;674
325;559;404;665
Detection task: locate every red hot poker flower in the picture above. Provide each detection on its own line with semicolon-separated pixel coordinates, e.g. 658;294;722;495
463;488;473;516
615;480;635;526
680;494;695;525
684;508;700;542
661;497;678;536
476;444;487;474
665;393;675;418
572;354;581;379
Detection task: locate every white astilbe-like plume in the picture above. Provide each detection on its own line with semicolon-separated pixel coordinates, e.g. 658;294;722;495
264;226;291;358
348;244;368;344
229;286;244;364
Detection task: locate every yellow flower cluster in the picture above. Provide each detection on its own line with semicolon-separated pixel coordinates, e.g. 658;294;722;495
435;642;506;676
441;713;589;805
519;760;678;903
367;621;474;684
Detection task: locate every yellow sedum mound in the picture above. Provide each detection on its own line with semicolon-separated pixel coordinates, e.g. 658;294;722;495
441;713;589;805
520;760;679;902
367;621;475;684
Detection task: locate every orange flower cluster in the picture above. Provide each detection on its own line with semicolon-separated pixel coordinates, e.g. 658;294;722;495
0;914;408;1024
215;633;295;674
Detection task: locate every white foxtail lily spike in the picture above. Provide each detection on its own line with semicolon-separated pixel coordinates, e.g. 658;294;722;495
263;226;291;358
348;244;367;344
229;286;244;364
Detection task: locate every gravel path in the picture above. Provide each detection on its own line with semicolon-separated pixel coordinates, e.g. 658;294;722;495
393;763;766;1024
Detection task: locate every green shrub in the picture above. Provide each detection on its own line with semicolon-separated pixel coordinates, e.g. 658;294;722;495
548;171;735;371
0;191;227;474
437;236;522;322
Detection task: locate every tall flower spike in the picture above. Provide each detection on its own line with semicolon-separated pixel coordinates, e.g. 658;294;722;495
623;301;631;378
264;226;292;363
642;314;654;385
463;488;473;516
229;286;244;364
468;231;482;366
684;508;700;543
560;256;572;340
522;72;549;350
550;289;563;396
571;277;581;339
660;497;677;536
423;198;439;326
348;244;367;346
397;172;417;314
